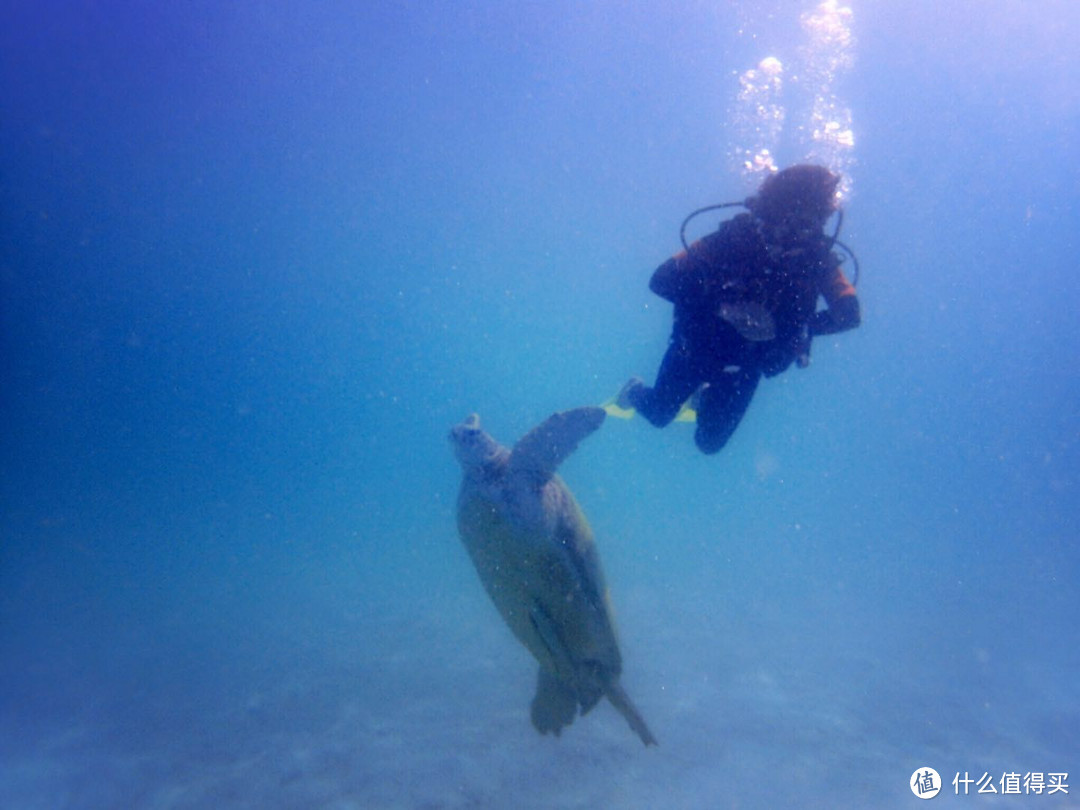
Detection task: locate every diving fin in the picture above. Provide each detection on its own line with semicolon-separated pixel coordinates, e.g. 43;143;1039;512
673;400;697;423
600;392;698;423
601;397;636;420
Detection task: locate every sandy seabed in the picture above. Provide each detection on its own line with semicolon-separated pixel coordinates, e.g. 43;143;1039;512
2;575;1076;810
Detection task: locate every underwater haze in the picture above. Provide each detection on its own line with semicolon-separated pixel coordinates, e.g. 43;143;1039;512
2;1;1079;807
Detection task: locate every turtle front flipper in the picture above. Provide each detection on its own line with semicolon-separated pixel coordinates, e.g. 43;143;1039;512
530;666;577;736
509;407;606;480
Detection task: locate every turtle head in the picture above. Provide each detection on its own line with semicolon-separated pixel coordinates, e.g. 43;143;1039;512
449;413;505;470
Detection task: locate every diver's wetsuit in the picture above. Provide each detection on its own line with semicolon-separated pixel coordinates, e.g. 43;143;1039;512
628;213;859;454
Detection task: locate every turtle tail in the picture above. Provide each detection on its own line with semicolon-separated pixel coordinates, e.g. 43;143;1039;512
606;682;657;747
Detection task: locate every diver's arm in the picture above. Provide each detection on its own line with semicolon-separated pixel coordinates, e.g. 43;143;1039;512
648;248;701;303
648;254;684;302
649;233;724;303
810;296;859;336
809;264;860;336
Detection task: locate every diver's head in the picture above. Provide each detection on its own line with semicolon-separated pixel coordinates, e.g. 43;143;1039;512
746;164;840;239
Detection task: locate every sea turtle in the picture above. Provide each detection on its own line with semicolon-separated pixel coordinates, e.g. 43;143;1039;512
449;407;656;746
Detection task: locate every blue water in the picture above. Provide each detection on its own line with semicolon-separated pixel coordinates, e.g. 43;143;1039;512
2;2;1078;807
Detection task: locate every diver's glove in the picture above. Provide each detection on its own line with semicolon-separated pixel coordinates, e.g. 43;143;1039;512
809;296;860;336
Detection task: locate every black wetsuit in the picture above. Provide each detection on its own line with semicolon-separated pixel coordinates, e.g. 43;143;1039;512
629;213;858;454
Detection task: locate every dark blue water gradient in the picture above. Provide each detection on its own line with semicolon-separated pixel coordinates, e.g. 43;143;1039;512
2;1;1078;807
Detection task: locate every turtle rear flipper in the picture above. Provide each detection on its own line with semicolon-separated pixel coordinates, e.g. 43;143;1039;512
530;667;577;736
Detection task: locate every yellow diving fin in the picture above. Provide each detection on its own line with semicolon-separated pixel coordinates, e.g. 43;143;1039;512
674;400;697;423
601;398;636;420
600;394;698;423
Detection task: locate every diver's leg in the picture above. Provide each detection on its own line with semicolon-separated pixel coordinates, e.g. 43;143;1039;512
694;364;761;454
624;341;700;428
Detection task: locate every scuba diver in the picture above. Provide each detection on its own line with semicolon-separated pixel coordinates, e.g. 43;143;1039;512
614;164;861;455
